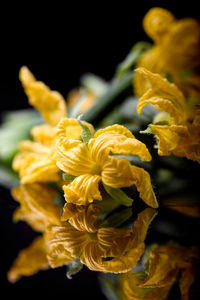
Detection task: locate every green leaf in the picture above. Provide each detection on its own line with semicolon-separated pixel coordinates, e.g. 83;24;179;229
140;126;154;135
68;90;87;118
99;208;132;228
99;274;119;300
54;194;65;208
78;119;93;145
116;41;152;78
0;109;42;165
66;258;83;279
62;173;77;181
82;71;133;124
0;166;19;188
80;73;109;96
120;97;157;124
112;154;151;171
103;184;134;207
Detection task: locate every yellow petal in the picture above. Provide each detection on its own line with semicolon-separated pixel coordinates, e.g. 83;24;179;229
101;156;136;188
97;208;156;257
13;152;59;184
56;139;93;176
81;242;145;273
134;47;164;97
136;68;187;123
19;66;67;125
65;204;100;232
45;223;89;260
13;141;59;184
11;184;61;231
101;157;157;208
128;208;157;250
163;18;200;70
143;7;175;43
179;266;196;300
89;131;152;167
63;174;102;206
151;124;189;156
7;236;49;283
61;203;82;222
140;251;179;288
93;124;135;139
131;165;158;208
56;117;94;141
97;227;134;257
31;124;57;146
119;272;172;300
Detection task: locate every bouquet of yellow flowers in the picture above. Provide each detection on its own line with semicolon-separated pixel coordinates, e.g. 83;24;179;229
1;7;200;300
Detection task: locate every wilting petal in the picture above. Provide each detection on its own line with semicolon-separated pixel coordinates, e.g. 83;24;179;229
81;242;145;273
45;223;88;259
163;18;200;70
61;203;82;222
129;208;157;249
56;139;93;176
97;208;156;257
63;174;102;206
151;124;189;156
97;227;134;257
65;205;100;232
179;266;196;300
119;272;172;300
102;157;157;208
89;132;152;167
7;236;49;283
101;156;136;188
143;7;175;43
19;66;67;125
13;141;59;184
136;68;187;123
140;251;179;288
11;184;61;231
131;165;158;208
56;117;94;141
134;46;166;97
93;124;135;139
13;151;59;184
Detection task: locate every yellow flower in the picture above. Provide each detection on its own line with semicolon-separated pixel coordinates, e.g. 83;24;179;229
119;244;199;300
19;66;67;126
134;7;200;102
12;140;60;184
136;68;200;163
45;206;156;273
8;182;75;282
7;236;50;283
11;183;61;232
12;66;67;183
13;67;94;184
56;120;158;208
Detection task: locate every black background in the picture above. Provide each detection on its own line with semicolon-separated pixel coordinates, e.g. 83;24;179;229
0;1;200;299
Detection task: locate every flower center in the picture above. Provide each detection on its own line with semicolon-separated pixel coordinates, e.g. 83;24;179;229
91;163;102;175
87;232;98;241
